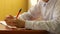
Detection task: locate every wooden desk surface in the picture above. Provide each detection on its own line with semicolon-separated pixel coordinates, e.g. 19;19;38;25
0;26;49;34
0;24;49;34
0;30;49;34
0;21;49;34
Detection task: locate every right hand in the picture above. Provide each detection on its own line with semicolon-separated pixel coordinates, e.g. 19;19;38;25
4;15;17;26
4;15;25;28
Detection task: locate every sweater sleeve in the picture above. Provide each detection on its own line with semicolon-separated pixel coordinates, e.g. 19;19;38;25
25;1;60;34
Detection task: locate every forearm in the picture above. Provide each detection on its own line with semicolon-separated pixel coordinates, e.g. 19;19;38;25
18;12;33;20
25;20;60;33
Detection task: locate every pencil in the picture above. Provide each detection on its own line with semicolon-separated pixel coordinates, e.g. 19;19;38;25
16;8;22;19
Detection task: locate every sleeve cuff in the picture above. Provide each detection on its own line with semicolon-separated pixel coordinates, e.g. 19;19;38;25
25;21;34;29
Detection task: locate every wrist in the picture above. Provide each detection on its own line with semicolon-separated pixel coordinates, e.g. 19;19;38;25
15;19;25;28
21;20;25;28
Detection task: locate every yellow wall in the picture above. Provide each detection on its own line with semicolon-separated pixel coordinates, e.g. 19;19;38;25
0;0;28;20
28;0;31;9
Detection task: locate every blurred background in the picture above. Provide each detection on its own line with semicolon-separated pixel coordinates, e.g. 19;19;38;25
0;0;38;20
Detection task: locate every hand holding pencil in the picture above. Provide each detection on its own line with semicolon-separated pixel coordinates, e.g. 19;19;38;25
4;8;25;28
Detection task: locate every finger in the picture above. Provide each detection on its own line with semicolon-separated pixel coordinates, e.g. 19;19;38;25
5;15;14;19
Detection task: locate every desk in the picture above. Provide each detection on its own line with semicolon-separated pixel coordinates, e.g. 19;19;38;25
0;29;49;34
0;21;49;34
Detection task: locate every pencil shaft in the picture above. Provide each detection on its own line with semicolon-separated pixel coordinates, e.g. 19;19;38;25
16;9;22;19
